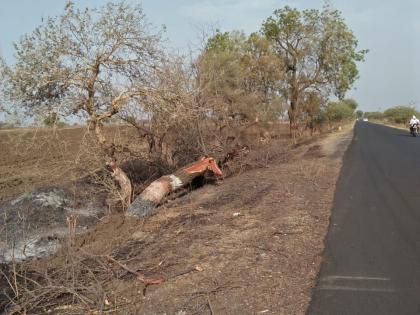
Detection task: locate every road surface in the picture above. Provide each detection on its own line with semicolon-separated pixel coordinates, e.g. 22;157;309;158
308;122;420;315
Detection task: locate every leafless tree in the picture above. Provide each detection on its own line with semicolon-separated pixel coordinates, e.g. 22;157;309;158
1;1;164;157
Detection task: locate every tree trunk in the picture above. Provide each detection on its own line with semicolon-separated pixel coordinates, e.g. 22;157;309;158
94;120;106;147
107;160;133;210
289;95;299;142
288;67;299;142
127;157;223;217
94;119;131;208
91;118;117;158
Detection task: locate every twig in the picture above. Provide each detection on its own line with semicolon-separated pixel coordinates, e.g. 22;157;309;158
207;295;215;315
12;247;19;298
104;255;165;285
169;267;200;280
249;244;289;258
0;268;18;297
191;284;243;296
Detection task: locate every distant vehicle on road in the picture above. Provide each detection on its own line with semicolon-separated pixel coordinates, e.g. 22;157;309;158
410;123;419;137
362;118;368;122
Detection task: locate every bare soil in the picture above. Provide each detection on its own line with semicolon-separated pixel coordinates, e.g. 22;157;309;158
0;126;128;203
0;124;353;314
0;125;160;205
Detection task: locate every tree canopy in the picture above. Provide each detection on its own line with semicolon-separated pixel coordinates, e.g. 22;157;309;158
1;1;164;147
384;106;419;124
197;30;285;122
0;1;367;149
261;5;367;136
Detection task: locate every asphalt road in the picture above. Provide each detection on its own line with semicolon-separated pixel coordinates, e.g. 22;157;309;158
308;122;420;315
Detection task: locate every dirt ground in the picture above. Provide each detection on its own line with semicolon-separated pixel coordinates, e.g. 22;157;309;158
0;125;147;204
0;124;353;314
0;127;95;203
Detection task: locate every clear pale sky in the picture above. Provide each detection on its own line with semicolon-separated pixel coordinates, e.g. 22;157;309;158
0;0;419;112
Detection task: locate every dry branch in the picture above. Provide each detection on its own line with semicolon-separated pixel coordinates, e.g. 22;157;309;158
107;159;133;209
104;255;165;285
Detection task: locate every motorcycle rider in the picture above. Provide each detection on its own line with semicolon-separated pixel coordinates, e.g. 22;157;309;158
409;115;419;133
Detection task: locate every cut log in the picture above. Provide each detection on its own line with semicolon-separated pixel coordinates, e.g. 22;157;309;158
127;157;223;217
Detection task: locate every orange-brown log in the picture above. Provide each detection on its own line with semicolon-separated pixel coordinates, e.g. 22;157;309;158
127;157;222;217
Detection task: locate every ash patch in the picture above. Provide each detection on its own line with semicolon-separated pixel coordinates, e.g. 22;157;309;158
0;187;104;263
127;198;156;217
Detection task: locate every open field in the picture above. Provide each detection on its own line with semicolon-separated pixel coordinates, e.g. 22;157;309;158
0;126;145;203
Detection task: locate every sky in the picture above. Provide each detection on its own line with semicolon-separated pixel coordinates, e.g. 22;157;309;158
0;0;419;112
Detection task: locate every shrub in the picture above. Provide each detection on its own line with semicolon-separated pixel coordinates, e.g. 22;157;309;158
0;122;15;129
364;111;384;120
383;106;419;124
325;100;355;122
43;112;59;127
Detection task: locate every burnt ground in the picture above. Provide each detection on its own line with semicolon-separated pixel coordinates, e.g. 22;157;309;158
0;124;353;314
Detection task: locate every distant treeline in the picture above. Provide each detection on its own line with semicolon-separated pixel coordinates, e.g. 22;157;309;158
362;106;419;124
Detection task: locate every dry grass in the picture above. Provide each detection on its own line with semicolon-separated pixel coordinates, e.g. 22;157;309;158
0;124;353;314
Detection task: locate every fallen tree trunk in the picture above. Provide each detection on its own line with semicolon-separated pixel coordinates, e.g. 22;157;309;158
127;157;223;217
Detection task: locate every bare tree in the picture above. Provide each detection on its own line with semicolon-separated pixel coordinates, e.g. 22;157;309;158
120;55;206;166
1;1;164;156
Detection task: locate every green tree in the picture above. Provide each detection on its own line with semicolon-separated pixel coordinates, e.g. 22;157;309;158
342;98;358;111
301;91;325;130
242;33;285;120
261;5;367;138
43;112;59;127
356;110;364;118
325;100;356;122
384;106;419;124
364;111;384;120
197;30;284;121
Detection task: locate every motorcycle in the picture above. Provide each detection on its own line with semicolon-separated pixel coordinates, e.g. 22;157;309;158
410;123;419;137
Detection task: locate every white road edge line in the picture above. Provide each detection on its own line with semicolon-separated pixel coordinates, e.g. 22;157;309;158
322;276;390;281
319;285;395;293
